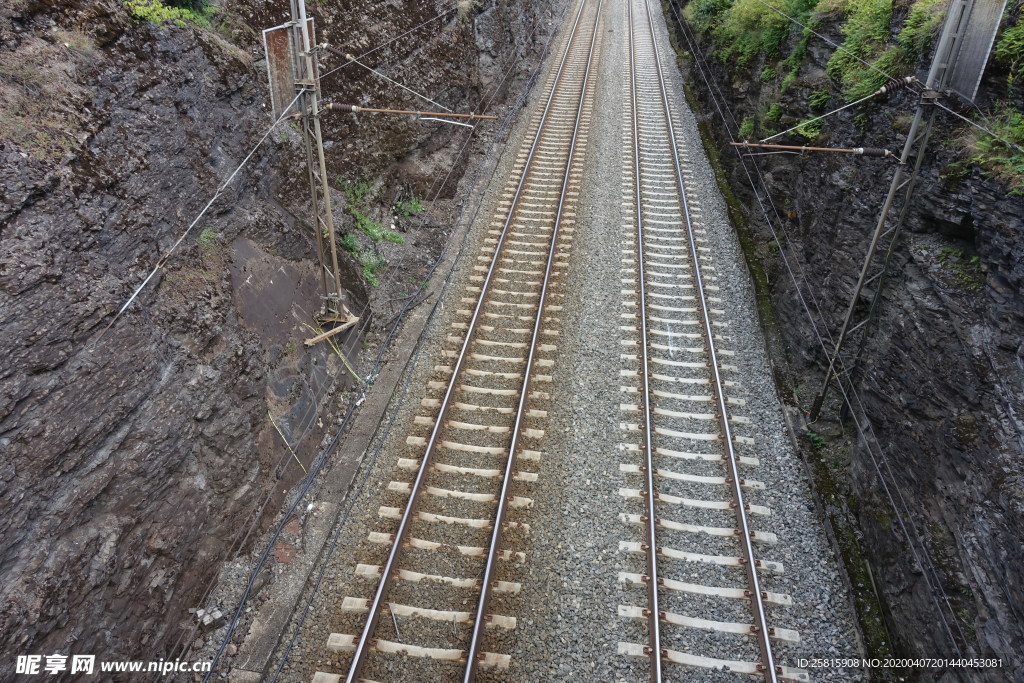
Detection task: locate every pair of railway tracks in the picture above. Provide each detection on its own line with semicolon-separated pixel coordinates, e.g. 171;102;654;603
313;1;603;681
311;0;806;680
616;0;807;680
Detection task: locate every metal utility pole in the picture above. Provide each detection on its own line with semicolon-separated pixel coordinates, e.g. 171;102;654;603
809;0;998;420
268;0;357;329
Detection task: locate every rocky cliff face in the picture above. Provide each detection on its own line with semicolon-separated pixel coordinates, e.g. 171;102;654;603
0;0;552;669
665;3;1024;677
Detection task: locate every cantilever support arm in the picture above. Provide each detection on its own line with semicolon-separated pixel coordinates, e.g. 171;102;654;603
731;142;896;158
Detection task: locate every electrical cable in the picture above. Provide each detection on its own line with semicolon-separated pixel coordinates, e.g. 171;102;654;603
420;116;474;127
666;3;836;339
674;3;968;653
666;0;967;654
206;5;539;476
312;7;551;312
678;0;1007;649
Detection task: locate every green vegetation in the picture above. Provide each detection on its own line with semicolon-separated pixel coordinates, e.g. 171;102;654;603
808;88;831;111
994;14;1024;89
351;208;404;243
339;232;359;253
795;116;824;139
354;250;387;286
805;430;826;451
760;66;778;81
739;116;755;139
0;55;76;159
935;246;984;290
678;15;912;663
825;0;945;100
52;30;97;55
124;0;216;28
686;0;818;66
197;227;218;251
338;232;386;285
337;178;404;286
341;179;373;207
824;0;892;98
962;105;1024;195
891;111;914;133
874;508;894;531
394;196;424;217
780;27;813;91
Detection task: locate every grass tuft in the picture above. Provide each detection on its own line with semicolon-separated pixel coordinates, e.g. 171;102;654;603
825;0;945;101
394;196;424;217
961;105;1024;195
124;0;216;28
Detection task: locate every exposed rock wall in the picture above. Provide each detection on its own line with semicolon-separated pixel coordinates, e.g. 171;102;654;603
665;4;1024;678
0;0;554;670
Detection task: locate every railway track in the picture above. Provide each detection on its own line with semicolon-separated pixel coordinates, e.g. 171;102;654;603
311;1;602;681
615;0;808;680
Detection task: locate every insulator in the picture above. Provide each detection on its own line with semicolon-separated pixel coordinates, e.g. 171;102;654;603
853;147;889;157
877;76;915;95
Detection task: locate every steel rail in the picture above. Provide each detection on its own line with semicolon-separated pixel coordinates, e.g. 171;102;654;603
636;0;779;680
462;0;604;679
342;2;592;681
626;0;662;679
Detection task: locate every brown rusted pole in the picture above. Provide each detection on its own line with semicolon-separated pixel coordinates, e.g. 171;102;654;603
730;141;894;157
325;103;497;120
